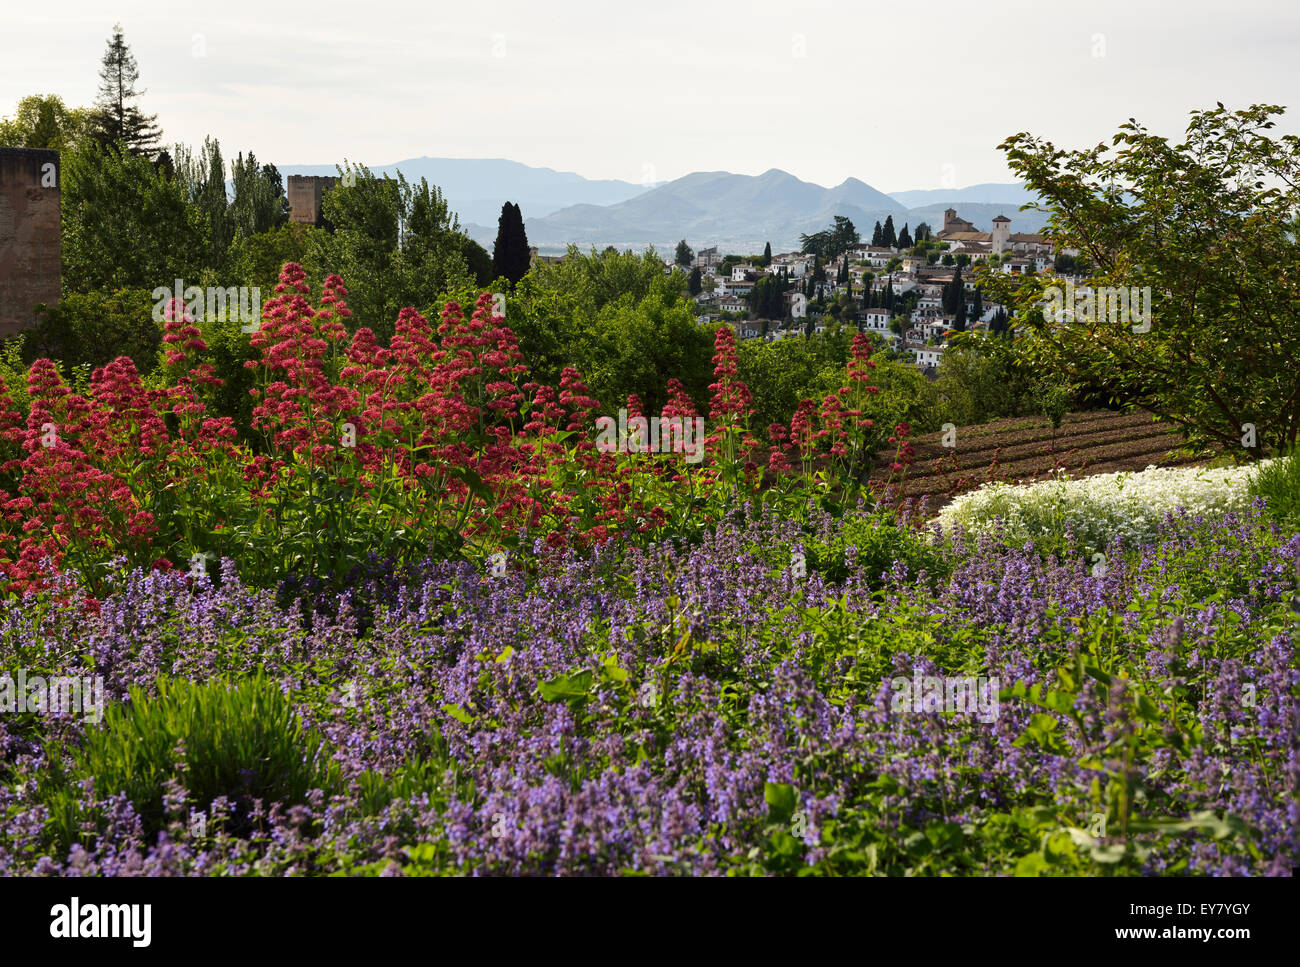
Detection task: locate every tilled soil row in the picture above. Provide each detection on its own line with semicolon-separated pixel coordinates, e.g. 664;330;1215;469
865;410;1210;516
941;409;1159;446
882;410;1174;466
897;423;1177;475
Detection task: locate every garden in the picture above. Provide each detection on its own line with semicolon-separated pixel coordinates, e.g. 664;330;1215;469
0;100;1298;878
0;260;1295;876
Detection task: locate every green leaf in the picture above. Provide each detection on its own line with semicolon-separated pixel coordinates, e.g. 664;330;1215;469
441;703;476;725
538;670;593;702
764;781;798;823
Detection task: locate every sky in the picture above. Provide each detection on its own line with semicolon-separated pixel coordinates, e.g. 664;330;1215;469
3;0;1298;192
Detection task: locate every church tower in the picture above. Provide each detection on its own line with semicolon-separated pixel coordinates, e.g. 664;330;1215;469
991;215;1011;254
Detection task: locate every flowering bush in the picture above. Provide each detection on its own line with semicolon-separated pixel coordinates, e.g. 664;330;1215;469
0;265;888;598
935;461;1277;554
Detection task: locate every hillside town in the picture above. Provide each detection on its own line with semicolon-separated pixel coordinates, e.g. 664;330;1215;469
663;207;1070;376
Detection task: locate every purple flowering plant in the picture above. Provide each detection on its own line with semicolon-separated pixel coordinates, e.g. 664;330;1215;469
0;498;1295;876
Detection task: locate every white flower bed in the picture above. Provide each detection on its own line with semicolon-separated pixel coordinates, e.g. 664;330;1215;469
936;461;1273;551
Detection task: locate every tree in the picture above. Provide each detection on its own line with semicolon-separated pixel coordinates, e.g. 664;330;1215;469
61;138;199;292
230;153;289;239
675;239;694;267
688;266;702;296
748;275;785;319
492;201;531;285
799;230;827;258
872;221;883;247
175;137;234;273
897;223;913;250
0;94;93;151
89;24;161;156
993;102;1300;456
801;216;859;260
829;215;860;257
313;164;477;339
761;242;772;267
881;215;897;249
915;222;932;243
458;235;495;287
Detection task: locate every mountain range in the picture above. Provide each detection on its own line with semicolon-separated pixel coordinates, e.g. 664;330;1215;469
277;157;1047;255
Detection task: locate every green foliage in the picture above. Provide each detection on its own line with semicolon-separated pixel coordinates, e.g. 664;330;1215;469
994;102;1300;457
505;246;701;408
1032;374;1074;432
88;24;161;155
935;336;1039;425
227;223;322;295
228;151;289;240
43;673;337;847
0;94;93;152
312;163;476;340
803;511;951;587
182;300;259;432
1248;447;1300;526
459;234;495;287
61;137;200;292
23;288;160;374
738;331;852;433
174;136;235;273
582;290;714;414
800;215;860;259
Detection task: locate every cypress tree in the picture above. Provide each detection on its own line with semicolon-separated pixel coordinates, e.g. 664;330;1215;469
872;221;883;247
492;202;531;285
882;215;897;249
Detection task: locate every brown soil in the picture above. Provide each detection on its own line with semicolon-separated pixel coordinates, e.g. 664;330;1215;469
870;410;1214;515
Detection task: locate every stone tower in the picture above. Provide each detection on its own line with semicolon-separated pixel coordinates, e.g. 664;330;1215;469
287;175;338;227
0;148;61;338
991;214;1011;254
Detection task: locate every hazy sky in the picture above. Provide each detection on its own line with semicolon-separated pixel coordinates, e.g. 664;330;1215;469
3;0;1298;191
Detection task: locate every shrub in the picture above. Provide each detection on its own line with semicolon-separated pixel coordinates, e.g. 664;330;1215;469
937;461;1273;555
25;288;161;375
805;510;949;587
1248;447;1300;526
43;673;336;846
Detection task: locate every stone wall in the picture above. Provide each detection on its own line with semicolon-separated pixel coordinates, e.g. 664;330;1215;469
0;148;61;338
